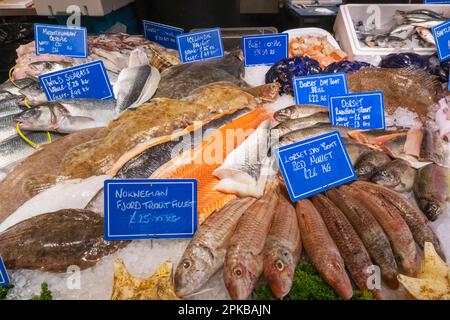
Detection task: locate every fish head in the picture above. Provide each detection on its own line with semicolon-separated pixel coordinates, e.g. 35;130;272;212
372;167;399;188
14;103;69;131
263;245;295;299
224;251;260;300
417;199;444;221
174;244;215;297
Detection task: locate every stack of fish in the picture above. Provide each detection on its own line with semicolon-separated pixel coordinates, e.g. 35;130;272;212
354;9;446;49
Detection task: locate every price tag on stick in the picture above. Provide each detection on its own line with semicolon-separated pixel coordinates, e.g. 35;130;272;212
34;23;88;58
276;131;357;202
38;60;114;101
143;20;184;50
104;179;198;240
176;28;224;63
0;256;10;287
242;34;289;67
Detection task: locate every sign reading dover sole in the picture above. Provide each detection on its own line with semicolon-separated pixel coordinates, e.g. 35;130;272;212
293;73;348;107
276;131;356;202
242;33;289;67
104;179;197;240
176;28;224;63
34;24;88;58
0;256;10;287
38;60;114;101
143;20;184;50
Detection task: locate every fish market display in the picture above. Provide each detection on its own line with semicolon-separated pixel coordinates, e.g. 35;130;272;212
295;199;353;300
371;159;416;192
0;209;128;272
175;197;256;297
0;128;102;222
354;9;447;49
288;35;347;67
224;181;279;300
413;164;450;221
263;195;302;299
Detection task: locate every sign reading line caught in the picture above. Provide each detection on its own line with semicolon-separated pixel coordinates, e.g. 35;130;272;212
38;60;114;101
276;131;356;202
104;179;197;240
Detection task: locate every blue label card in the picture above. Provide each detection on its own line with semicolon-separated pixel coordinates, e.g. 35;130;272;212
176;28;224;63
104;179;198;240
0;256;10;287
293;73;348;107
38;60;114;101
34;24;88;58
276;131;356;202
423;0;450;3
143;20;184;50
242;34;289;67
433;20;450;61
329;91;385;130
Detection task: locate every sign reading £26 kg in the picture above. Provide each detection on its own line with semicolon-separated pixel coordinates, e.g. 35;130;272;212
104;179;198;240
276;131;357;202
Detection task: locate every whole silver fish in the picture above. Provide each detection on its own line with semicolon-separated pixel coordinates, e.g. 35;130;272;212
271;112;330;137
416;27;436;45
273;104;328;122
175;197;256;297
0;78;36;96
0;113;20;143
0;96;25;118
277;125;351;148
0;91;14;100
19;81;47;105
365;35;406;48
29;61;74;76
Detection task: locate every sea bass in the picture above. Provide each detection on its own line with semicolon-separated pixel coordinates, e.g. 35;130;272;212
277;125;352;148
273;104;328;122
263;195;302;299
0;113;20;143
271;112;330;137
325;188;399;287
352;181;445;260
413;164;450;221
311;194;383;292
0;209;128;272
175;197;256;297
0;95;25;118
344;185;419;276
0;78;36;96
224;181;279;300
295;198;353;299
371;159;416;192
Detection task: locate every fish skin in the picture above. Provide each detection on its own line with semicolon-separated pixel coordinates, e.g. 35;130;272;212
0;78;36;96
0;209;128;272
277;125;351;148
419;128;449;167
295;198;353;300
0;95;25;118
224;181;279;300
348;129;407;147
263;195;301;299
344;185;419;276
416;27;436;45
371;159;416;192
312;194;384;293
18;81;47;105
353;181;445;260
271;112;330;137
29;60;74;76
175;197;256;297
381;135;430;169
325;188;399;288
342;138;371;165
0;91;14;100
413;164;450;222
0;113;20;143
273;104;328;122
355;150;391;180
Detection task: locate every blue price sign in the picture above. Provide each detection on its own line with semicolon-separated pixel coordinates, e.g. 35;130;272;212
143;20;184;50
176;28;224;63
293;73;348;107
38;60;114;101
329;91;385;130
423;0;450;3
242;34;288;67
433;20;450;61
276;131;356;202
104;179;197;240
0;256;10;287
34;24;88;58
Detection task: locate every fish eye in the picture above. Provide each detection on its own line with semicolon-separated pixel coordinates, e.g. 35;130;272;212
275;260;284;271
282;251;289;257
233;267;242;277
182;260;191;269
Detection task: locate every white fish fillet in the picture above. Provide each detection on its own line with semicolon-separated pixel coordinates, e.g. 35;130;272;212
0;175;107;233
213;120;271;198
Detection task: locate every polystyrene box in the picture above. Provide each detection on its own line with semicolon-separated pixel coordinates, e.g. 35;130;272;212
334;4;450;65
34;0;135;16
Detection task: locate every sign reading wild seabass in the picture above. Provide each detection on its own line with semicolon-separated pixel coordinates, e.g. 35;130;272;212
104;179;198;240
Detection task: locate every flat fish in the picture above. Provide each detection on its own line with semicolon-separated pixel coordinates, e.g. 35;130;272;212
0;128;102;224
325;188;399;288
263;195;302;299
224;181;279;300
295;198;353;300
155;52;246;99
0;175;106;233
0;209;128;272
353;181;445;260
312;194;382;292
213;120;271;198
175;197;256;297
344;185;419;276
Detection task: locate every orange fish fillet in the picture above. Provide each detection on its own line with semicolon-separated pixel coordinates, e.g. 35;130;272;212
155;108;271;224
